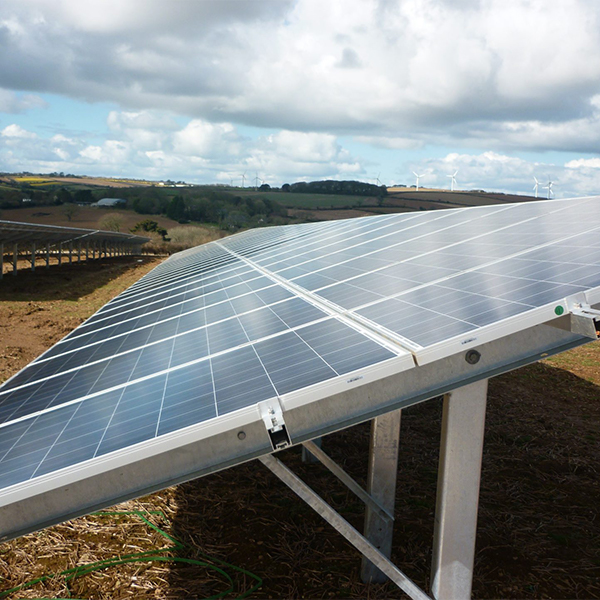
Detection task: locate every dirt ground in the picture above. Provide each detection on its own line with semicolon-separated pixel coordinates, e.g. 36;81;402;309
0;205;185;232
0;258;599;599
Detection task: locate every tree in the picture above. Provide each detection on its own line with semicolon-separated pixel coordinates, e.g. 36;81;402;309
62;203;79;222
98;213;124;232
166;195;187;222
55;188;73;205
131;219;168;240
74;189;93;204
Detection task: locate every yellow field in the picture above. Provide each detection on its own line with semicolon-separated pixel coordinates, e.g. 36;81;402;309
106;178;155;186
13;177;56;184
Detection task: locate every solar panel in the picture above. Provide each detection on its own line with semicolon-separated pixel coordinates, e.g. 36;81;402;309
2;197;600;541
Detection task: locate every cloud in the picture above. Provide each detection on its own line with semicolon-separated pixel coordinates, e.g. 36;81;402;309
173;120;243;158
354;135;423;150
1;124;37;138
566;158;600;169
0;0;599;153
0;112;365;184
0;89;46;113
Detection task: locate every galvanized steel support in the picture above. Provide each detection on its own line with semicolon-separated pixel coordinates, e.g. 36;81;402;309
69;241;73;264
0;242;3;279
58;242;62;266
260;454;430;600
430;379;488;600
46;243;50;269
77;241;82;262
12;243;17;275
361;409;402;583
31;242;36;272
301;436;322;463
301;440;393;522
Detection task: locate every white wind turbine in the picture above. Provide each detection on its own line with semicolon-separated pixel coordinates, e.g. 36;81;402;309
544;179;556;199
447;169;458;192
533;176;541;198
376;172;383;186
241;172;246;188
254;172;262;190
412;171;425;191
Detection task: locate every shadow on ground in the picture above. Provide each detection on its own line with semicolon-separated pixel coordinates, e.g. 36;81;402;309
0;256;159;301
165;361;600;599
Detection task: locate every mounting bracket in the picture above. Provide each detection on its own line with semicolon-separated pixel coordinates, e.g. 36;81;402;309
258;398;291;450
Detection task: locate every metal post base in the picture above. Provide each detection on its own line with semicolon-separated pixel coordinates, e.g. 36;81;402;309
362;409;402;583
430;379;488;600
260;454;430;600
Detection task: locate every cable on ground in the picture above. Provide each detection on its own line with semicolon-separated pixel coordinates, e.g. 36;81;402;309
0;510;262;600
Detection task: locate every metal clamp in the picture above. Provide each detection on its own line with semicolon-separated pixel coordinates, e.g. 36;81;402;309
570;302;600;319
258;398;291;450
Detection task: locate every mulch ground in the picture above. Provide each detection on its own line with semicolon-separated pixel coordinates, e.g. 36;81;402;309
0;258;598;599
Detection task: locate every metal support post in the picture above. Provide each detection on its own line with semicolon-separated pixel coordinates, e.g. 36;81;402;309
0;242;3;279
12;243;18;276
69;241;73;264
31;242;36;272
302;440;393;522
430;379;488;600
77;241;81;262
58;243;62;266
361;409;402;583
260;455;430;600
46;243;50;269
302;437;322;463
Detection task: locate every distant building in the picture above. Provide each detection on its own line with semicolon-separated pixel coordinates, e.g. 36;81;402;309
95;198;127;207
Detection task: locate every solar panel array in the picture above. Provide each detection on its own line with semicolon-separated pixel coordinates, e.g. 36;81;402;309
2;197;600;494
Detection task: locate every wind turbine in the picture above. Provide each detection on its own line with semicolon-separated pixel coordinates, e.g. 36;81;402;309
544;179;556;199
241;172;246;188
412;171;425;191
533;176;541;198
447;169;458;192
254;172;262;190
376;172;383;186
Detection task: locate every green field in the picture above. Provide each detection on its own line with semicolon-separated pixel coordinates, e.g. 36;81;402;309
240;190;378;209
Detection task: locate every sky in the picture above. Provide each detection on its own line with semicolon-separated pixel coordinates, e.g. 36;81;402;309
1;0;600;198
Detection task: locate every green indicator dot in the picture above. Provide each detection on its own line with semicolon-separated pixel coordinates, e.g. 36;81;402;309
554;306;565;316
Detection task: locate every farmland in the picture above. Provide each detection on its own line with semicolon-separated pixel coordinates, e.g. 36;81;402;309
9;175;156;188
1;205;187;232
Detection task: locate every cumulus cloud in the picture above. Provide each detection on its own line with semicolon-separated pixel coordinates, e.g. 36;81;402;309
2;0;600;190
0;113;365;184
2;124;37;138
173;121;243;158
566;158;600;169
0;0;599;152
